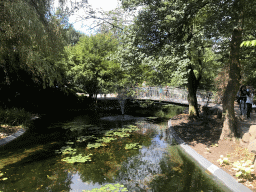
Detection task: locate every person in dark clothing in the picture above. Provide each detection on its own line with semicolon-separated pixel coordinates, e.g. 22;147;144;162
246;88;254;119
237;85;247;117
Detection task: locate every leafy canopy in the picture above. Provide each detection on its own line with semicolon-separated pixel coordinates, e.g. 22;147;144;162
65;32;122;95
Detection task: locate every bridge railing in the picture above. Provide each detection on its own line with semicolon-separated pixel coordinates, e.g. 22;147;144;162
132;86;213;105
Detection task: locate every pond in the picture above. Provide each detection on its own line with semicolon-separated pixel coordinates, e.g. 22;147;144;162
0;104;229;192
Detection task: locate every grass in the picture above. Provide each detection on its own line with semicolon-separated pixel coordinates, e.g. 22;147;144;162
0;107;32;129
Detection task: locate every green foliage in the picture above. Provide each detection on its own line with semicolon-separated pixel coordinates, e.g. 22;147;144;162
0;108;31;127
55;145;93;163
65;25;85;45
217;154;255;180
217;155;230;166
154;105;184;119
86;142;106;149
232;160;254;179
55;146;77;155
65;32;122;95
241;40;256;47
61;154;92;163
154;110;165;118
76;135;97;142
0;0;67;88
124;143;142;150
138;100;155;108
112;25;155;87
55;124;141;165
240;37;256;87
120;0;256;90
118;0;224;90
96;137;117;143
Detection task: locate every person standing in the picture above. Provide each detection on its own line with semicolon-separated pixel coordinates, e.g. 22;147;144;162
238;85;247;117
246;88;254;119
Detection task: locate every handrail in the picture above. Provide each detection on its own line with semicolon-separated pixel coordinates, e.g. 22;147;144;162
132;86;213;106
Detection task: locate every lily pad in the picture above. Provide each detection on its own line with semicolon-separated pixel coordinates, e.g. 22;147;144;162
55;146;77;155
83;183;128;192
125;143;142;150
86;142;106;149
96;137;117;143
65;141;74;145
62;154;92;163
113;132;130;137
76;135;96;142
105;130;115;136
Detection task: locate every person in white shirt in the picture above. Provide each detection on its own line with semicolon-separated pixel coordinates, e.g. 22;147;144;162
246;88;254;119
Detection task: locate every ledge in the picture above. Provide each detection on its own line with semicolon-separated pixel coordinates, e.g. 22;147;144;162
169;119;252;192
0;129;26;146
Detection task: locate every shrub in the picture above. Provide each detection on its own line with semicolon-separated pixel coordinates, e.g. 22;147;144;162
154;110;165;118
0;107;31;127
232;160;254;179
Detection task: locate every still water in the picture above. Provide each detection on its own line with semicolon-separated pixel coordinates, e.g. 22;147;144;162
0;105;227;192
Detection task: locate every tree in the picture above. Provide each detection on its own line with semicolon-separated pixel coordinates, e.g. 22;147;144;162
120;0;256;138
65;32;121;98
0;0;69;108
64;25;85;45
214;0;256;139
0;0;69;86
112;26;155;88
120;0;224;116
52;7;86;46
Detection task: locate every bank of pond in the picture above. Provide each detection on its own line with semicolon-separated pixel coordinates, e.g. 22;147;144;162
0;101;229;192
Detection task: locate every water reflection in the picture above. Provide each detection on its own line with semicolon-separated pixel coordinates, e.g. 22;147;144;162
0;107;226;192
117;126;169;191
100;115;144;121
70;174;102;191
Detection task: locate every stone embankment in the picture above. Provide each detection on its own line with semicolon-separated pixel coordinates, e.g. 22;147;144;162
239;110;256;172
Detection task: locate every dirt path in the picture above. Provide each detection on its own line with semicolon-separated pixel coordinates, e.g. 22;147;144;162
172;110;256;191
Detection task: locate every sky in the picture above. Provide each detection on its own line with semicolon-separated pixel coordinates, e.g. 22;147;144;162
54;0;121;35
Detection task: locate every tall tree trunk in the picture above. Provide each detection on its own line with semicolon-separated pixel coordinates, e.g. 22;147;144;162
187;65;201;117
220;0;244;140
220;27;242;140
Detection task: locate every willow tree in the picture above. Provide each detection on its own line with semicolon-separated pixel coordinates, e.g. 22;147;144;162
0;0;68;89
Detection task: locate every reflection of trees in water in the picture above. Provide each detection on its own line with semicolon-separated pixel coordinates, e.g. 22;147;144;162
0;157;72;192
76;130;152;185
136;121;169;142
116;122;169;191
113;121;222;192
149;147;223;192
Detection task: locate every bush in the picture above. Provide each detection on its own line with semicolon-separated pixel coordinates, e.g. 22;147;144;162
158;105;184;119
0;107;31;127
154;110;165;118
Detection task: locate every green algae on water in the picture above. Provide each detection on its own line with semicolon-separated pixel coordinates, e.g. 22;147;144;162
61;154;92;163
76;135;97;142
55;146;77;155
82;183;128;192
125;143;142;150
96;137;117;143
86;142;106;149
